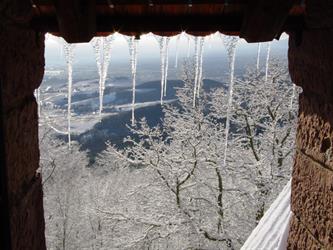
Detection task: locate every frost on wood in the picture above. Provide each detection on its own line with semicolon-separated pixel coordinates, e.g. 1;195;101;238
241;179;292;250
90;35;114;119
125;36;139;126
155;35;170;103
192;36;205;107
62;39;75;147
221;34;239;168
265;42;271;82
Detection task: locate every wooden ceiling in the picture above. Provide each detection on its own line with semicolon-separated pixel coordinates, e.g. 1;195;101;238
30;0;305;43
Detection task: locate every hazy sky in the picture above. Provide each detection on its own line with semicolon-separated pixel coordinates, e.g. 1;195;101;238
45;32;288;67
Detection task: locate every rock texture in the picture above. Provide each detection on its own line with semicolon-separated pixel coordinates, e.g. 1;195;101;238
288;215;323;250
288;0;333;248
291;152;333;247
0;0;46;249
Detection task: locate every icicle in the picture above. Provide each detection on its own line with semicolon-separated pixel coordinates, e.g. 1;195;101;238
45;33;51;43
197;37;205;98
256;43;261;71
187;34;191;58
193;37;200;107
174;34;181;68
126;36;139;126
90;35;114;120
155;36;170;103
265;42;271;82
164;38;170;96
208;33;213;50
62;40;75;147
221;35;239;168
36;88;41;117
155;36;165;103
192;37;205;107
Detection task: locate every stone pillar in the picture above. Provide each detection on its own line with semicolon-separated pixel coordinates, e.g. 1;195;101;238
0;1;46;249
287;1;333;249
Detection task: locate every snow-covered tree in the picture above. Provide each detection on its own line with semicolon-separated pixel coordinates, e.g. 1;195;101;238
216;60;300;223
40;57;299;250
93;59;299;249
40;127;91;249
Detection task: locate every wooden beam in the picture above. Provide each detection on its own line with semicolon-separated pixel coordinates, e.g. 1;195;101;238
32;14;244;36
32;13;302;39
37;0;248;5
52;0;96;43
240;0;294;42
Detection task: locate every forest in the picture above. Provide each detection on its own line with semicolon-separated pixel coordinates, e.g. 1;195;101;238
39;52;300;249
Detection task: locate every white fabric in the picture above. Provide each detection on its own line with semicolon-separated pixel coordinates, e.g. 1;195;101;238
241;179;292;250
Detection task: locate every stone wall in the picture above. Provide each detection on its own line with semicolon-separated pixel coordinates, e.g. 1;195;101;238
0;1;46;249
287;0;333;248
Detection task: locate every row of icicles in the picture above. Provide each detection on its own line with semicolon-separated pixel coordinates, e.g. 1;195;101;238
41;32;272;149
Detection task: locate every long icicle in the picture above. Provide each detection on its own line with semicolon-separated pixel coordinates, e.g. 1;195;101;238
192;37;205;107
62;40;75;147
164;37;170;97
36;88;41;117
90;35;114;120
155;36;170;103
265;42;271;82
196;37;205;98
126;36;139;126
174;34;181;68
193;37;200;107
187;34;191;58
155;36;164;103
256;43;261;71
221;35;239;168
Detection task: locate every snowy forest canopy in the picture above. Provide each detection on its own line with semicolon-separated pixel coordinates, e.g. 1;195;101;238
38;33;299;250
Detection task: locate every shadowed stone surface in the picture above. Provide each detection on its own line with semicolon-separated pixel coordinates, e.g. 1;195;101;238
288;0;333;248
10;175;45;250
296;93;333;171
287;215;323;250
291;152;333;247
0;0;46;249
4;98;40;201
0;26;45;110
289;29;333;104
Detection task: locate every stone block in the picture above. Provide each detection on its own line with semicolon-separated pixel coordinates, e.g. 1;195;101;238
296;93;333;170
287;214;323;250
288;29;333;103
0;0;33;24
305;0;333;29
9;174;46;250
0;24;45;110
4;97;40;205
291;152;333;248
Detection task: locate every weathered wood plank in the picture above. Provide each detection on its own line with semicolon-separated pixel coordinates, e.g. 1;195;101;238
53;0;96;43
240;0;294;42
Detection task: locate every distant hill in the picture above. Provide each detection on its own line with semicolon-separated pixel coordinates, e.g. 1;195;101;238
70;78;226;162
